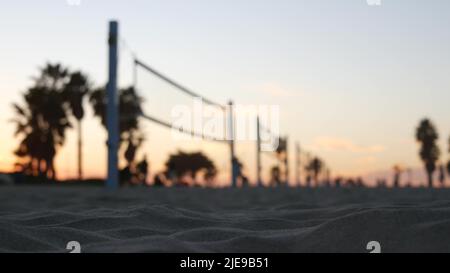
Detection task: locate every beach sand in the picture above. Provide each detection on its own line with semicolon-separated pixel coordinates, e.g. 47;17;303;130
1;186;450;253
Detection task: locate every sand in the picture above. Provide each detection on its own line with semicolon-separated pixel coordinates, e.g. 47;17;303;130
1;186;450;253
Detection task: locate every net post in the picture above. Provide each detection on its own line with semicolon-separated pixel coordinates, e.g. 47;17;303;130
284;136;289;186
106;20;119;189
228;100;238;187
295;142;301;186
256;115;262;187
133;58;138;90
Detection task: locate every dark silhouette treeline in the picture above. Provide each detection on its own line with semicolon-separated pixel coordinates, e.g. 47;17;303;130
8;62;233;187
90;86;147;185
12;64;86;180
153;151;217;187
415;118;450;188
298;118;450;189
11;62;148;185
6;62;450;188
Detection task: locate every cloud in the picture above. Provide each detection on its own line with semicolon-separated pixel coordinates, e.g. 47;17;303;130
312;136;385;154
355;156;378;165
262;84;290;97
259;83;300;98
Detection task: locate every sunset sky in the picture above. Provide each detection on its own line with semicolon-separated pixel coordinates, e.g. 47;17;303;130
1;0;450;186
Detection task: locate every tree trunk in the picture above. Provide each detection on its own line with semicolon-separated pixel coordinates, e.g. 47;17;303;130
428;171;433;188
77;119;83;181
50;160;56;181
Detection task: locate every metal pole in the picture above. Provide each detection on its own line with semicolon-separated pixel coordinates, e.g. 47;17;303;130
133;58;138;90
305;151;311;187
107;21;119;189
256;116;262;186
284;136;289;186
295;142;301;186
77;121;82;181
326;168;331;185
228;101;237;187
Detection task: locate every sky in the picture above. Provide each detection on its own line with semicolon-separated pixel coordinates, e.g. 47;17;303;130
1;0;450;186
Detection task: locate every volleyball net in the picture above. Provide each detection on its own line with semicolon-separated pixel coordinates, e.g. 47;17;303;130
106;20;301;188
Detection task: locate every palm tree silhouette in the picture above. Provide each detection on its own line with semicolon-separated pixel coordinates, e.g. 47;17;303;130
164;151;217;186
12;63;72;180
306;157;323;187
89;86;143;134
64;71;90;181
12;102;43;176
90;86;144;184
416;118;440;188
393;165;403;188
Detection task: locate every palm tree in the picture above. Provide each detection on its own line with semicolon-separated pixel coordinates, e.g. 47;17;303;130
89;86;144;184
64;71;90;181
37;63;69;90
164;151;217;185
89;86;143;135
12;63;72;180
416;118;440;188
12;102;41;176
306;157;323;186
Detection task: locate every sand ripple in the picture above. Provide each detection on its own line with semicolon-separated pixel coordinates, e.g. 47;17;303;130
1;187;450;252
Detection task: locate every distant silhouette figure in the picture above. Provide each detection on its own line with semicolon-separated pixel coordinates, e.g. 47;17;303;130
119;166;132;186
234;157;249;187
306;175;312;187
269;166;281;187
137;155;149;185
153;173;164;187
355;177;364;187
406;168;413;186
393;165;402;188
416;118;440;188
334;177;342;188
376;179;383;188
241;176;250;187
